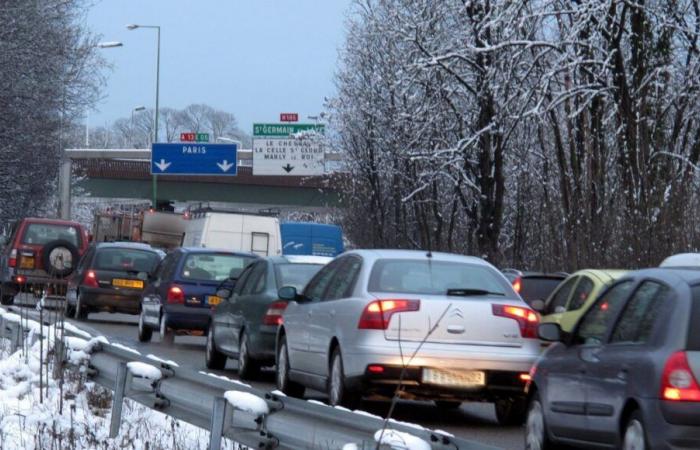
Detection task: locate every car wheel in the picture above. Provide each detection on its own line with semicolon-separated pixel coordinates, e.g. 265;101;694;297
525;393;552;450
622;411;648;450
75;293;88;321
137;309;152;342
0;285;14;306
328;347;359;409
276;335;305;398
434;400;462;410
495;397;527;426
237;332;260;380
159;312;174;345
64;296;76;318
205;325;226;370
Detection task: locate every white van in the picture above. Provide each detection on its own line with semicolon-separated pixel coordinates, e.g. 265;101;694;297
182;212;282;256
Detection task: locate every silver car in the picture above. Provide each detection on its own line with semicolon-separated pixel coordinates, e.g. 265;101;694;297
275;249;542;425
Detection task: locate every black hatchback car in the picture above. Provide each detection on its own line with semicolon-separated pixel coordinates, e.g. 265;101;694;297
525;268;700;450
65;242;163;320
138;248;258;344
502;269;567;306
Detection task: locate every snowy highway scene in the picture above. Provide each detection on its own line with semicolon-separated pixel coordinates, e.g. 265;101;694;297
1;1;700;449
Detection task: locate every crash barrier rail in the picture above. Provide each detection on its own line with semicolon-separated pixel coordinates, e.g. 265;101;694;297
0;311;498;450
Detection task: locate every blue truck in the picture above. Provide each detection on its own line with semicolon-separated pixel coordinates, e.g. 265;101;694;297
280;222;344;257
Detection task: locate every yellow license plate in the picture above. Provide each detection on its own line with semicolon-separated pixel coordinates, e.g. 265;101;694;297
207;296;222;306
422;369;486;387
19;257;35;269
112;279;143;289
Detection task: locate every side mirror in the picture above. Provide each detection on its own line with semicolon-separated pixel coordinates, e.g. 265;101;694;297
136;271;149;282
538;322;563;342
530;299;545;312
278;286;298;301
216;288;233;299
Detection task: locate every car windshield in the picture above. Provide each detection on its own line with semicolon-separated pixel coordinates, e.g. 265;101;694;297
520;278;565;303
22;223;79;247
94;248;161;274
181;253;256;282
275;263;324;291
369;259;510;296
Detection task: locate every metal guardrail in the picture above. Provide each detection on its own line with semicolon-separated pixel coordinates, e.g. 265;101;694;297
0;310;499;450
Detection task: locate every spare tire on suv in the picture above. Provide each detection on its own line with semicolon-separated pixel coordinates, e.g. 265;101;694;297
42;240;80;278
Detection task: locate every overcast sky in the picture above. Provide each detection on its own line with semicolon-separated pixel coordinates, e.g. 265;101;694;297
87;0;350;134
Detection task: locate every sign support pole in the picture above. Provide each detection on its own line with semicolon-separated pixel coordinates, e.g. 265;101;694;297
152;26;161;208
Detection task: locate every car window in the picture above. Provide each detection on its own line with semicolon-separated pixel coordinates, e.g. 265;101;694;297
22;223;80;247
689;286;700;351
368;259;509;296
519;277;564;303
610;281;670;344
304;259;343;302
572;280;634;346
240;262;266;295
94;248;161;274
275;263;324;291
155;253;177;281
568;276;595;311
325;257;362;301
233;265;254;295
77;247;94;273
181;253;256;282
545;277;577;314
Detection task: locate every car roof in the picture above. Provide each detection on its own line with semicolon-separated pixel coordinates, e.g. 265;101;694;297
268;255;333;265
569;269;628;282
345;249;489;265
627;267;700;285
22;218;83;227
178;247;259;258
660;253;700;268
95;242;158;251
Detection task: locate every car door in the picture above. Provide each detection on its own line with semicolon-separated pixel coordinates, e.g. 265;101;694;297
230;261;267;353
285;258;343;373
144;252;178;324
543;280;634;440
583;279;671;445
306;256;362;377
543;276;579;325
214;264;253;354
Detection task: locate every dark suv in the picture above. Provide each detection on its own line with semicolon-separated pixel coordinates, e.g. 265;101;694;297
0;218;90;304
526;268;700;449
65;242;163;320
502;269;567;306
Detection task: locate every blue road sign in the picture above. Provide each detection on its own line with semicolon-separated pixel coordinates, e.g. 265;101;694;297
150;143;238;176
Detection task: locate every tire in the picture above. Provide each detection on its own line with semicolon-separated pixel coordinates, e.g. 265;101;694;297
64;295;76;318
0;285;13;305
237;331;260;380
41;240;79;278
75;293;88;321
495;397;527;426
435;400;462;410
328;347;359;409
276;336;305;398
159;312;174;345
622;411;648;450
525;393;553;450
137;309;152;342
205;325;226;370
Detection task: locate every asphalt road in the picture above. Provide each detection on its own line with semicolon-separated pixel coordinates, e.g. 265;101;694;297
13;306;525;450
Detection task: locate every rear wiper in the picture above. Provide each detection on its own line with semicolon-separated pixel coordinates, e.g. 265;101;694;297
447;288;505;297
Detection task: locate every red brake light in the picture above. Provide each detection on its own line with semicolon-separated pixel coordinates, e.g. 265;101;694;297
661;351;700;402
83;270;99;288
263;301;288;326
8;248;17;268
167;285;185;304
358;299;420;330
15;275;26;284
492;304;539;338
367;365;385;374
512;276;522;294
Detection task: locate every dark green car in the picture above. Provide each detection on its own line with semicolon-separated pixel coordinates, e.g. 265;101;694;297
205;255;331;379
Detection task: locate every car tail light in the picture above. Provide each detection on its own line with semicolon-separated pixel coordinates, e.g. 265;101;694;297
8;248;17;268
367;364;385;374
661;351;700;402
512;276;522;294
83;270;99;288
263;301;288;326
358;299;420;330
492;304;539;338
15;275;26;284
167;285;185;304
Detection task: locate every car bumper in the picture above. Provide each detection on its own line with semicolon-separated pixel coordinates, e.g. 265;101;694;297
249;325;278;361
642;399;700;449
79;288;142;314
164;305;211;332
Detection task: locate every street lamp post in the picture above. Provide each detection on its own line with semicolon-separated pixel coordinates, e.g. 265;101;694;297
85;42;123;147
127;24;160;208
131;106;146;148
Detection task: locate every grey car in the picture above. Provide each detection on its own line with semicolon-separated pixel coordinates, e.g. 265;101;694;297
526;267;700;450
275;249;542;424
205;255;330;379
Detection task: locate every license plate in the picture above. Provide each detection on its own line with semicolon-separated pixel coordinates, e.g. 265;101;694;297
19;257;35;269
207;296;222;306
422;368;486;387
112;279;143;289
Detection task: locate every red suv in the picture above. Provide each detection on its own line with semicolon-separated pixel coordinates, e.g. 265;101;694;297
0;218;90;304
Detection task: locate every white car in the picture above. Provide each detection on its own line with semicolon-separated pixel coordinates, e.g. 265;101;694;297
275;249;541;425
660;253;700;268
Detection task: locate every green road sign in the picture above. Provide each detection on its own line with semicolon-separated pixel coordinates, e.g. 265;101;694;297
196;133;209;142
253;123;325;137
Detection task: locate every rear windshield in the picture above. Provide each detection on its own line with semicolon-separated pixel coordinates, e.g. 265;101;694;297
181;253;256;282
95;248;161;274
275;263;323;291
22;223;80;247
689;286;700;350
369;259;510;296
520;278;565;303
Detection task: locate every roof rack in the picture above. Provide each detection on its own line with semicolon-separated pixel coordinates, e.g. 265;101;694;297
186;203;281;219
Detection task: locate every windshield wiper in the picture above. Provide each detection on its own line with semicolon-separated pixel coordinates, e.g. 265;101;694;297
447;288;505;297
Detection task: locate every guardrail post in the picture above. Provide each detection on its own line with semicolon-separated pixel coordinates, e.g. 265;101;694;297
10;322;21;352
110;362;128;438
208;396;227;450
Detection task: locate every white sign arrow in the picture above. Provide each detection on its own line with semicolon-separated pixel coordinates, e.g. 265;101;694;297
217;160;234;172
154;159;171;172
